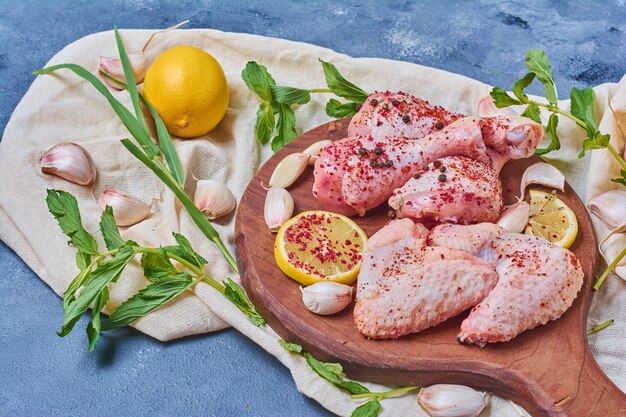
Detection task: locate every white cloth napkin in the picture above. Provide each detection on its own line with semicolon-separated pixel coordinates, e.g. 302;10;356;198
1;29;624;417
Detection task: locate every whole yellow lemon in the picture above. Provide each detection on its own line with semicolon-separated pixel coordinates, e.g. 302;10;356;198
143;46;229;138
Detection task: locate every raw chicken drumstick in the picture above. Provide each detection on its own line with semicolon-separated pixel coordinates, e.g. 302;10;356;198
353;219;498;339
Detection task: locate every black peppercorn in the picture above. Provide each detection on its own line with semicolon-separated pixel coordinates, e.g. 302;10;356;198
391;99;399;107
433;160;442;169
369;160;378;168
387;209;397;219
423;165;430;171
402;114;411;123
374;147;383;155
412;172;420;179
435;121;445;130
370;98;379;106
439;166;446;173
438;174;447;182
357;147;367;158
384;159;394;167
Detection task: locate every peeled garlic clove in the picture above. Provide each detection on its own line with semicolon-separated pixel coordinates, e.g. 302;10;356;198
496;200;530;233
194;179;236;220
520;162;564;199
301;282;353;315
269;153;310;188
418;384;488;417
41;142;97;186
477;96;517;117
264;187;294;232
99;53;148;89
588;190;626;231
303;140;332;165
98;189;151;226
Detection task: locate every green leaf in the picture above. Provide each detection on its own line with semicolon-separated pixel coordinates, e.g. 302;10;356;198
279;339;303;353
87;286;109;352
256;102;275;144
303;353;370;395
525;49;558;104
489;87;523;108
512;72;535;102
59;245;135;337
34;63;160;159
140;249;178;282
241;61;276;102
271;103;298;152
326;99;359;118
101;272;193;330
163;233;208;268
223;278;266;326
536;113;560;155
270;85;311;105
62;267;92;312
46;190;99;257
99;206;124;250
570;87;597;131
521;103;542;124
351;399;382;417
612;170;626;186
319;60;368;103
579;131;611;158
76;251;91;270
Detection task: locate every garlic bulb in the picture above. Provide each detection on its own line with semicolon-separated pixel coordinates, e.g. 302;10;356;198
496;200;530;233
418;384;488;417
520;162;564;199
194;179;236;220
98;189;151;226
41;142;97;186
269;153;310;188
477;96;516;117
99;53;148;90
303;140;332;165
264;187;294;232
588;190;626;232
301;282;353;315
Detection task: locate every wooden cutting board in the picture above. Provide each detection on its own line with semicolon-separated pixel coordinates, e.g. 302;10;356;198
234;118;626;416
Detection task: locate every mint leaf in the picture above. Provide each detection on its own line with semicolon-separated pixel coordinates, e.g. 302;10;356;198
489;87;523;108
303;353;370;395
536;113;560;155
319;60;368;103
570;87;597;131
99;206;124;250
101;272;193;331
86;286;109;352
351;399;382;417
326;99;359;118
242;61;276;102
525;49;558;105
256;102;275;144
512;72;535;102
270;85;311;105
271;103;298;152
47;189;99;258
612;170;626;186
521;102;542;124
140;249;178;282
163;233;207;268
579;131;611;158
279;339;303;353
223;278;265;326
59;244;135;337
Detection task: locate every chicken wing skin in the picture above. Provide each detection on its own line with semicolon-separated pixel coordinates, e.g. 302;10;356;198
427;223;505;255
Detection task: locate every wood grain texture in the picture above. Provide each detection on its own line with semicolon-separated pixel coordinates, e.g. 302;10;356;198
234;118;626;416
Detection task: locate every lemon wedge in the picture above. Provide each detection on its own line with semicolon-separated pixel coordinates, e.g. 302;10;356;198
274;210;367;286
524;190;578;248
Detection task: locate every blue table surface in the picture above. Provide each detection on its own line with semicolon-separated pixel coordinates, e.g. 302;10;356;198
2;1;626;416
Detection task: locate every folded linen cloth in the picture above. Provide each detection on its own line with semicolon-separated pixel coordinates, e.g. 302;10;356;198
1;28;624;416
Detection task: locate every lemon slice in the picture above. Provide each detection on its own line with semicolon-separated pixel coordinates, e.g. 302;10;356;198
524;190;578;248
274;210;368;286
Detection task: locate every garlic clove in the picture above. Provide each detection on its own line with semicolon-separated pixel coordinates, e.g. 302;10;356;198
194;179;236;220
520;162;565;199
496;200;530;233
303;140;333;165
99;53;148;90
300;282;354;315
98;189;151;226
588;190;626;231
418;384;488;417
41;142;97;186
477;96;517;117
269;153;310;188
264;187;294;232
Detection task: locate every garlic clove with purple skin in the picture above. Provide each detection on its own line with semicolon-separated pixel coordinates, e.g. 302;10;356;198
303;140;332;165
193;179;236;220
264;187;294;232
98;189;151;226
520;162;565;199
300;282;353;315
41;142;97;186
588;190;626;232
99;53;148;90
418;384;488;417
496;200;530;233
268;153;310;188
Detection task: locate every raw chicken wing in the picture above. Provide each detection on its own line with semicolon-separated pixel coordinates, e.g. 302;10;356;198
427;223;505;255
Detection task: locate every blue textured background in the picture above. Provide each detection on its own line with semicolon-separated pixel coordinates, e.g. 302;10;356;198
1;1;625;416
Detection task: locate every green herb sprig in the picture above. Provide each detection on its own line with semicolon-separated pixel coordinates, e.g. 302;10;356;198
279;340;419;417
48;189;264;351
490;48;626;185
587;319;615;335
242;59;369;152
